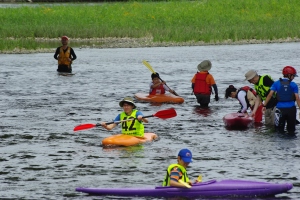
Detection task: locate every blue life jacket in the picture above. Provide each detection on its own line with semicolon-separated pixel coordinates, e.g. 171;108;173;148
276;78;295;102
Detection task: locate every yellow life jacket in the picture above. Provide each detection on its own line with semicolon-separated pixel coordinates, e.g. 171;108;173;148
58;47;71;66
162;163;190;186
120;110;144;137
254;75;272;101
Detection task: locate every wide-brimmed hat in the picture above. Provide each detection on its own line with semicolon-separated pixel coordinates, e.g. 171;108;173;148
178;148;192;163
119;97;136;109
244;70;258;81
197;60;212;71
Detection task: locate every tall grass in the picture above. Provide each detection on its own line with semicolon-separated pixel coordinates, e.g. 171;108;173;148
1;0;300;51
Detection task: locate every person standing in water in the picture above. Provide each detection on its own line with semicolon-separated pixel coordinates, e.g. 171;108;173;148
263;66;300;136
225;85;263;123
191;60;219;107
54;36;77;73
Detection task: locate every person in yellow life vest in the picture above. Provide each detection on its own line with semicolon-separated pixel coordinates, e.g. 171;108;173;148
162;148;199;188
54;36;77;73
244;70;277;126
101;97;148;137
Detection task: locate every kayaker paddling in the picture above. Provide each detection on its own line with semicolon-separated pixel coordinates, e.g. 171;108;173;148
101;97;148;138
163;148;199;188
149;73;175;95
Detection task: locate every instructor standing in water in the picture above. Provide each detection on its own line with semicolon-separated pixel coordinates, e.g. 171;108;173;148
54;36;77;73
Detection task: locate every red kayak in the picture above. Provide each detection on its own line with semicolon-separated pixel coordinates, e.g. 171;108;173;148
223;113;253;128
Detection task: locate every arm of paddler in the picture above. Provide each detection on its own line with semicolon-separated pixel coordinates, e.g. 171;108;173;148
170;179;191;188
137;115;148;123
101;122;117;130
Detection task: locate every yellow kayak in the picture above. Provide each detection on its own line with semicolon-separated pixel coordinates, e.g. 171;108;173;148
102;133;158;146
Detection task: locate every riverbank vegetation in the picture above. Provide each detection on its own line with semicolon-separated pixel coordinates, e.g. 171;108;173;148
1;0;300;53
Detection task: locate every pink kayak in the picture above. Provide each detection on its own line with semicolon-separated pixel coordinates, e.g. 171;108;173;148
223;113;253;128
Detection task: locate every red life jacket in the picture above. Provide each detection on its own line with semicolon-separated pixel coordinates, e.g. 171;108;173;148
150;84;165;95
239;86;257;96
237;86;257;108
193;72;211;95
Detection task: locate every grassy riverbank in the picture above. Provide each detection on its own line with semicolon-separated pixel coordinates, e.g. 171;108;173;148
1;0;300;53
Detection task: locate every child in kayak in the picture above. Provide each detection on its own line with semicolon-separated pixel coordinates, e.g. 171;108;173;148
225;85;263;123
149;73;175;95
162;148;198;188
101;97;148;137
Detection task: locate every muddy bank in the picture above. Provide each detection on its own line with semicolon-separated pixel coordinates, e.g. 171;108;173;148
2;36;300;54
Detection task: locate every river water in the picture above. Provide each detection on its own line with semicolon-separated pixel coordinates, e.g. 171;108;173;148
1;43;300;199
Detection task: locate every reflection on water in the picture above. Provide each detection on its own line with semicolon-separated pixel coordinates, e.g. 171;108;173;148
1;42;299;199
193;106;213;117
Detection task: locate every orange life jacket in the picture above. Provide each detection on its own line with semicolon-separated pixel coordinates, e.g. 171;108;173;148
58;47;71;66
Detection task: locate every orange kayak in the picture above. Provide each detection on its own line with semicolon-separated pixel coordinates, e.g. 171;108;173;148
134;93;184;104
102;133;158;146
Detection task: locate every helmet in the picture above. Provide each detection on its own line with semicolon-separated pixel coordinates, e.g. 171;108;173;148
282;66;297;76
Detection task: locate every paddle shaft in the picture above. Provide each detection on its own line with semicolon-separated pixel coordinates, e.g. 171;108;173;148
142;60;179;96
157;76;179;96
105;115;154;125
73;108;176;131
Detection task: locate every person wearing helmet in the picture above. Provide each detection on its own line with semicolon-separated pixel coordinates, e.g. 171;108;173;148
101;97;148;137
149;73;175;95
263;66;300;136
54;36;77;73
191;60;219;107
244;70;277;126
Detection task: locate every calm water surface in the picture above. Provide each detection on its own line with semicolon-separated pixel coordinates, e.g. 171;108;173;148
1;43;300;199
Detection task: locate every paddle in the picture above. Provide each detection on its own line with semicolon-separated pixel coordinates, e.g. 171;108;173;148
142;60;179;96
73;108;177;132
178;180;192;188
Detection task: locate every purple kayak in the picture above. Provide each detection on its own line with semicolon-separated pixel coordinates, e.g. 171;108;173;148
75;179;293;198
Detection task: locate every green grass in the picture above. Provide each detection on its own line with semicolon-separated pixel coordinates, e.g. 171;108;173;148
1;0;300;52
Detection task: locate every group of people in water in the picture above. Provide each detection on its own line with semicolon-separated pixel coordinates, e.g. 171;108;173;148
55;36;299;188
226;67;300;136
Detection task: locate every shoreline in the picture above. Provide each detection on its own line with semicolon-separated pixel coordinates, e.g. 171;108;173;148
2;37;300;54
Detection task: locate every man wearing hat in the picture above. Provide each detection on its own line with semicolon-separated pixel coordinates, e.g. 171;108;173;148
244;70;277;126
101;97;148;137
191;60;219;107
162;148;198;187
54;36;77;73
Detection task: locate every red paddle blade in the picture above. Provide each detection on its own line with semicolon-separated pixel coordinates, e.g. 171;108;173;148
153;108;177;119
73;123;96;131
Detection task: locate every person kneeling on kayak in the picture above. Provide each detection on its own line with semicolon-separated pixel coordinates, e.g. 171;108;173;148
149;73;175;95
225;85;263;123
101;97;148;137
162;149;198;188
